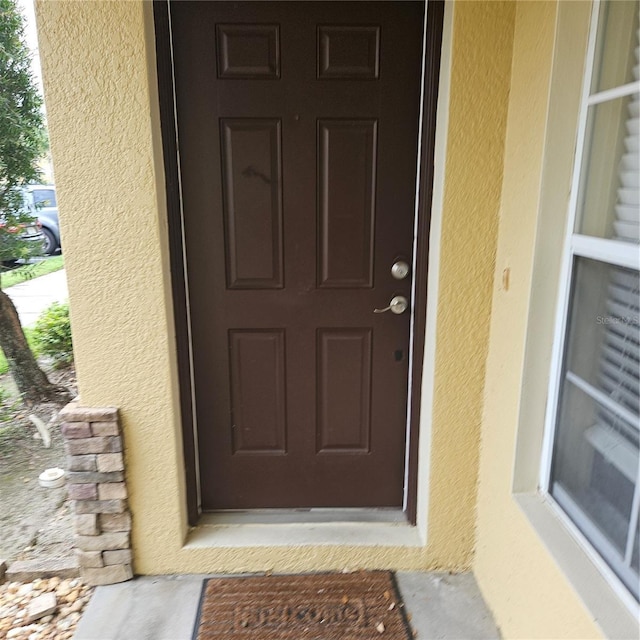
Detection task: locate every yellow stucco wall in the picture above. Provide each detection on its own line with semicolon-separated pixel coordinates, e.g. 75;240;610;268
35;0;625;632
35;0;509;575
426;0;514;569
473;2;604;638
35;0;190;570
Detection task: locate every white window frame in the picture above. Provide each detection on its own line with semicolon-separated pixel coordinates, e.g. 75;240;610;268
540;0;640;612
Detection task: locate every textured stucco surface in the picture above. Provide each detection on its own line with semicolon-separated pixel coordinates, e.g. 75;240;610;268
36;0;504;576
473;2;604;638
35;0;190;572
34;2;620;632
425;0;515;569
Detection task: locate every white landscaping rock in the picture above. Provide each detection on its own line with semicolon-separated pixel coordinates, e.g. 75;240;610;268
26;592;57;623
0;576;93;640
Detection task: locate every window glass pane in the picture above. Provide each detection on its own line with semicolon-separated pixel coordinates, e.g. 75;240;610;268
33;189;56;207
575;93;640;242
562;259;639;406
551;257;639;598
590;0;639;94
632;519;640;575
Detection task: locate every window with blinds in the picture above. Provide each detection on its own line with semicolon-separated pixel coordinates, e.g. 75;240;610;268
546;0;639;602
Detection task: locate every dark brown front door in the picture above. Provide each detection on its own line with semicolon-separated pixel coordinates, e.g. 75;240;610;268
171;1;426;510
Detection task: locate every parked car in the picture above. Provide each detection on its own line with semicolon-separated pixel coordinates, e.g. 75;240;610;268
22;185;61;255
0;216;45;266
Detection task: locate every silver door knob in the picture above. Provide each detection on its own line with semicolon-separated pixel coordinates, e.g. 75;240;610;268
374;295;409;314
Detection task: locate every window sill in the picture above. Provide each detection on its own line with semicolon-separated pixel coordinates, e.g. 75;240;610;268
515;492;639;639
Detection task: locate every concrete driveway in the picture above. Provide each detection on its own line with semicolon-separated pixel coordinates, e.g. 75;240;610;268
4;268;68;327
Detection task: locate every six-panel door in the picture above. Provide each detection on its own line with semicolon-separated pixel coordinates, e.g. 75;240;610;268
171;1;424;509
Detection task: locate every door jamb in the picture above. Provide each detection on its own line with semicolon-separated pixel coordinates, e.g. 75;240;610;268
404;0;444;524
152;0;445;526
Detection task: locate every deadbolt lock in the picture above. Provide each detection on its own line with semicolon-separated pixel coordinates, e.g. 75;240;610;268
391;260;410;280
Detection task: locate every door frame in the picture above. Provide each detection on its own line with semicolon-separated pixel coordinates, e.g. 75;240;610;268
153;0;444;526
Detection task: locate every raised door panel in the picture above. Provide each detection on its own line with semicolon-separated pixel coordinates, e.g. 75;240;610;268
318;119;378;288
221;119;284;289
317;25;380;79
216;24;280;79
317;328;372;453
229;330;287;454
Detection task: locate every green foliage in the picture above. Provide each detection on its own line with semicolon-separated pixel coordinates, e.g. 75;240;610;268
0;0;48;268
32;302;73;367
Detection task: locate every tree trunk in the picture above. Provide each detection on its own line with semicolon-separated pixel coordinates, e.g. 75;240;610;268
0;288;69;405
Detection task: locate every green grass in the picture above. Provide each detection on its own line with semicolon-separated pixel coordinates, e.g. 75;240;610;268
0;255;64;289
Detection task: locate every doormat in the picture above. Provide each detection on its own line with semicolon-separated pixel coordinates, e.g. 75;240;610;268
192;570;413;639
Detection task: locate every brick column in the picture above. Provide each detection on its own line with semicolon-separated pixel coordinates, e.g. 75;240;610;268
59;404;133;586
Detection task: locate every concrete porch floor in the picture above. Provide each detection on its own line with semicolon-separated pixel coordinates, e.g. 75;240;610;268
73;571;500;639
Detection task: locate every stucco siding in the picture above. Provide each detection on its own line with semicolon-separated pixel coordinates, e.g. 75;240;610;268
35;0;190;569
426;0;515;569
33;0;517;574
474;2;604;637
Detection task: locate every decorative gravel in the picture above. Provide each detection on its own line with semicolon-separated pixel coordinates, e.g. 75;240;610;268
0;577;93;640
